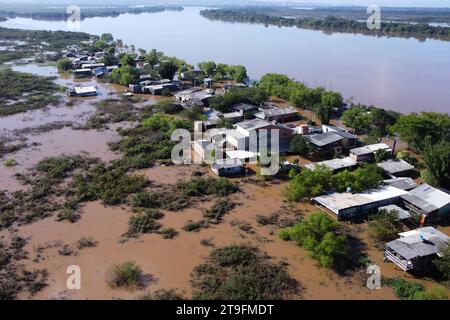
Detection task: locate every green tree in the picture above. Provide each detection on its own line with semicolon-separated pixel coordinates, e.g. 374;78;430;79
120;53;136;67
342;106;372;133
281;212;349;269
374;148;391;163
313;103;333;124
145;49;162;67
158;61;178;80
230;65;248;83
422;139;450;189
289;135;311;156
391;112;450;150
111;65;137;86
100;33;113;42
198;61;217;76
368;209;402;243
56;58;72;71
433;245;450;281
285;165;333;201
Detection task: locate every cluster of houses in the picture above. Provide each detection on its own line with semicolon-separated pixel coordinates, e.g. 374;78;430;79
61;42;450;274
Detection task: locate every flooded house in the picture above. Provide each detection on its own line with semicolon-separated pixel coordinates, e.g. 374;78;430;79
211;158;244;177
377;159;415;177
73;68;93;78
383;177;418;191
67;86;97;97
305;156;357;172
307;131;358;159
254;106;298;122
313;185;409;220
231;103;259;114
349;143;391;162
385;227;450;272
401;184;450;221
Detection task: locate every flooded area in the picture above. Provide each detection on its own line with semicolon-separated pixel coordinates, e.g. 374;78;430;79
3;176;401;300
1;7;450;113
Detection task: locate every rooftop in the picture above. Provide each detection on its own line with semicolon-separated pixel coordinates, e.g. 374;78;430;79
378;204;411;220
350;143;391;156
377;159;414;174
308;132;344;147
74;86;97;94
211;158;243;170
401;183;450;214
255;106;297;118
386;227;450;260
383;177;418;190
313;186;408;215
232;103;258;112
305;156;357;171
236;119;272;131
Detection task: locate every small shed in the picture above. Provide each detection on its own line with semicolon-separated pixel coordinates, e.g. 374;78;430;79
211;158;244;177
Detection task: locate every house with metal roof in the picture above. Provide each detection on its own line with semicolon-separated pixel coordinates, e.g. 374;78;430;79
305;156;357;172
254;106;298;122
211;158;244;177
383;177;418;191
350;143;391;162
231;103;258;114
385;227;450;272
401;184;450;219
377;159;414;177
307;131;357;159
313;185;408;220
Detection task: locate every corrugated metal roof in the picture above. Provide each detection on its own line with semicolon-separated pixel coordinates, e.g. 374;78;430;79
386;227;450;260
305;157;357;171
308;132;344;147
350;143;390;156
402;184;450;211
377;159;414;174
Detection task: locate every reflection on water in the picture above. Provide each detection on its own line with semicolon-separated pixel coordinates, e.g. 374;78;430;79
1;7;449;113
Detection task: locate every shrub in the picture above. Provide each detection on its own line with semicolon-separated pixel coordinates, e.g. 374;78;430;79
106;261;143;289
182;220;204;232
127;211;162;236
159;228;177;239
191;245;298;300
256;213;279;226
203;199;236;221
384;278;425;299
176;177;239;197
279;212;350;269
434;245;450;281
3;158;17;167
77;237;98;250
368;210;403;243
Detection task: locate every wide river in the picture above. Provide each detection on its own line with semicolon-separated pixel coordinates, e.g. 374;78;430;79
1;6;449;114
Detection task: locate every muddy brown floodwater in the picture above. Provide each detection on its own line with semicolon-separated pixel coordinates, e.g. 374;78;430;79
2;168;400;300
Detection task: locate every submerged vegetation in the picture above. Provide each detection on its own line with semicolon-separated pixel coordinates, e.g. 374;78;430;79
106;261;143;290
279;212;353;270
0;68;60;116
191;245;299;300
0;235;48;299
